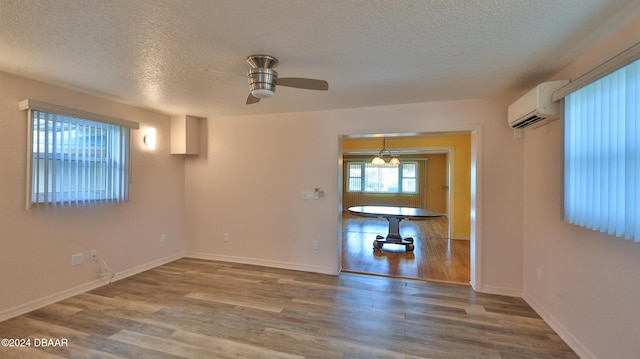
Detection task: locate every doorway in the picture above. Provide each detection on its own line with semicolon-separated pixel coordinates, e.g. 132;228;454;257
339;133;473;285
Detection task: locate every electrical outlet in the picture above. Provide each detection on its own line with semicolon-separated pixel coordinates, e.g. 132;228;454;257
99;270;115;280
224;233;229;242
536;268;542;281
161;233;167;242
71;253;84;266
312;240;319;250
90;250;97;261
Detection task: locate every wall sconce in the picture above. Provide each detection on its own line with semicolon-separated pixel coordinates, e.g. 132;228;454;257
144;128;157;150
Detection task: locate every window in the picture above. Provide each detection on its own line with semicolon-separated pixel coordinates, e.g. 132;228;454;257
347;161;418;194
20;100;138;207
564;58;640;242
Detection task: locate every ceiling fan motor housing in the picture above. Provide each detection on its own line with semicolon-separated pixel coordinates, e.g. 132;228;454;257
248;67;278;98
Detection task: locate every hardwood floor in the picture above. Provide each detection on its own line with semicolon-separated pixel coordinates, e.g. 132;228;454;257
342;212;470;284
0;258;577;358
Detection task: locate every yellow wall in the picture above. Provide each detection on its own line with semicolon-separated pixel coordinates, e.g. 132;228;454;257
342;134;471;239
424;153;448;212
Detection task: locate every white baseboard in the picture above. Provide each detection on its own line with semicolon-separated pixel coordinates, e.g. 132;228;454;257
111;252;185;282
0;252;185;322
185;251;338;275
476;284;522;297
523;291;595;359
0;278;106;323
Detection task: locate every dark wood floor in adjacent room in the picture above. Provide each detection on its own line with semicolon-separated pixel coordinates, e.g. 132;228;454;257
342;212;470;284
0;258;577;358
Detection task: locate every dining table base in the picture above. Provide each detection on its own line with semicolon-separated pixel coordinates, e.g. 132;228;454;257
373;234;415;251
372;216;415;251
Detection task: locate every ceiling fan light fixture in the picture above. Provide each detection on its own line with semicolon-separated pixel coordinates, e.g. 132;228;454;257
389;156;400;165
251;88;274;98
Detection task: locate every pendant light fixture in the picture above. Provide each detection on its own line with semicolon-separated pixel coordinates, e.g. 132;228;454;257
372;137;400;165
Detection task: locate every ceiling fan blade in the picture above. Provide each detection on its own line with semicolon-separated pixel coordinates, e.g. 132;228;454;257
246;93;261;105
200;68;246;78
276;77;329;91
200;68;228;75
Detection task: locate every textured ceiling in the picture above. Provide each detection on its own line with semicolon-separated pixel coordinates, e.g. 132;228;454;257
1;0;639;118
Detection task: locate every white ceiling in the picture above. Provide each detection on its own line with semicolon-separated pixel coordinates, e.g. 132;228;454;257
1;0;639;119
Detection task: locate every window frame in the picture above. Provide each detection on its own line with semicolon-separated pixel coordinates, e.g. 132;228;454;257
346;161;418;194
20;99;139;209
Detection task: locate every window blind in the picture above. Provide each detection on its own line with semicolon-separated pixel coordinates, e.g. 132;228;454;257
20;100;138;208
564;59;640;242
552;41;640;102
346;161;418;194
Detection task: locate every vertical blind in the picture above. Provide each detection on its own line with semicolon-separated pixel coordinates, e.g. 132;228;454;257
20;100;138;208
343;158;428;209
346;161;418;194
564;58;640;242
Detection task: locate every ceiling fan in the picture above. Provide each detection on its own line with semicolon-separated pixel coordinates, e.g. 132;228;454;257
243;54;329;105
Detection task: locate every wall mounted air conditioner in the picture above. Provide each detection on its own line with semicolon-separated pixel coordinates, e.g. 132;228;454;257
507;80;569;129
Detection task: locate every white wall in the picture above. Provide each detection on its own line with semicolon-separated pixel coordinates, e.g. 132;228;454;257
184;97;525;295
0;71;187;319
522;16;640;359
